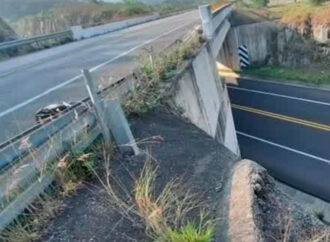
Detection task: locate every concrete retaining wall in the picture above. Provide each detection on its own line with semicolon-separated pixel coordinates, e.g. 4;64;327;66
219;21;277;71
71;14;160;40
171;44;240;156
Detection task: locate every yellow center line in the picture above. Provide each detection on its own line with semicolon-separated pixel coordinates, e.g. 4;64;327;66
232;104;330;132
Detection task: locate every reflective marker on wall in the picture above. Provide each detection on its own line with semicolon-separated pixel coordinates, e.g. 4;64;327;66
238;45;250;69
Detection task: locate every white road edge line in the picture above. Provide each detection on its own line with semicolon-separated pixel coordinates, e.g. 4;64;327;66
0;21;194;119
241;76;330;92
237;131;330;165
229;86;330;107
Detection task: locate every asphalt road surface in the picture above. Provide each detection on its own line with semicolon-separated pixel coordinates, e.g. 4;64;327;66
228;78;330;201
0;11;200;144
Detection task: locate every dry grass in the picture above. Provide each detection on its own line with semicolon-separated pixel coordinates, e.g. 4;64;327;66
0;146;99;241
54;151;97;195
311;7;330;27
280;4;314;27
302;229;330;242
95;149;216;242
210;1;229;12
0;194;62;242
271;3;330;31
124;34;202;116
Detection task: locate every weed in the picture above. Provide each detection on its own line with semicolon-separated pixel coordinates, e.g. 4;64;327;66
162;223;214;242
0;194;61;242
96;150;216;242
124;34;202;116
274;3;330;34
0;145;100;241
302;229;330;242
55;151;97;195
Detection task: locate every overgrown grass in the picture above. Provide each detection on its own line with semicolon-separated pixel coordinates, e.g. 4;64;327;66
124;34;202;115
0;193;62;242
0;147;99;241
302;229;330;242
162;223;214;242
54;151;97;195
269;3;330;31
243;66;330;85
95;152;216;242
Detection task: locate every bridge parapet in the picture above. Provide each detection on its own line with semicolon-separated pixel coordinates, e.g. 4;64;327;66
199;4;233;58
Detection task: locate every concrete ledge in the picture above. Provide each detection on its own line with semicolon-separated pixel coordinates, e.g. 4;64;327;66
228;159;329;242
229;159;262;242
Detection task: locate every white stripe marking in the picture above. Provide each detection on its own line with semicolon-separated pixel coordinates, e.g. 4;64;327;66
239;45;248;52
240;58;249;66
238;51;249;60
229;86;330;107
237;131;330;165
0;22;194;119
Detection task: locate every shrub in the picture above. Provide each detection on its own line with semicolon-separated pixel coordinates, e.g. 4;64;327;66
122;0;152;16
124;35;202;115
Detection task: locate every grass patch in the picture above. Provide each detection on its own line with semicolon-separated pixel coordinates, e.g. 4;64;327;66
124;34;203;116
163;223;214;242
267;3;330;31
95;153;217;242
54;151;97;195
243;66;330;85
0;145;100;241
0;192;62;242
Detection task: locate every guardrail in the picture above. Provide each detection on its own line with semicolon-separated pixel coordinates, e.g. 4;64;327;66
0;10;198;232
0;70;137;231
0;30;73;52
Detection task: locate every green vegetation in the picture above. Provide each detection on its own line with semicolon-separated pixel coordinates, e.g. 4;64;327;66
163;224;214;242
99;155;217;242
265;3;330;29
0;196;60;242
124;34;202;115
243;66;330;85
55;151;97;195
0;147;99;241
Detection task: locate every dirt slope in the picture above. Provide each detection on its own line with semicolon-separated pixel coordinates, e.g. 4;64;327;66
0;17;18;42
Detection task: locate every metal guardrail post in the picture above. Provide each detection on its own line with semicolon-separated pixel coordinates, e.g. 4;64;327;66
82;69;112;150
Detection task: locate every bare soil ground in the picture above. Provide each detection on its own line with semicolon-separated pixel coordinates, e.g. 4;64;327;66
248;161;328;242
40;108;238;242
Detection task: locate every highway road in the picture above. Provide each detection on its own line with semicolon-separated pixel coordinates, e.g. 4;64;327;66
228;78;330;201
0;11;200;144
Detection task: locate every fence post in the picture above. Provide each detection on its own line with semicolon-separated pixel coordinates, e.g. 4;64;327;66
82;69;112;150
199;4;214;40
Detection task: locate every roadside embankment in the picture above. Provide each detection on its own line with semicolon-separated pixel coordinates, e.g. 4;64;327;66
0;17;17;43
